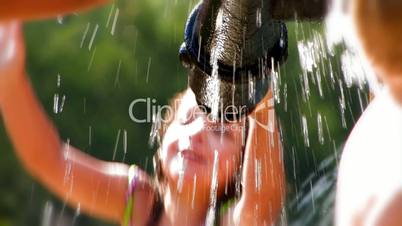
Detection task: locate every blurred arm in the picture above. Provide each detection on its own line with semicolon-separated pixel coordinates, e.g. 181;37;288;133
335;90;402;226
234;90;286;226
0;0;110;21
0;22;154;224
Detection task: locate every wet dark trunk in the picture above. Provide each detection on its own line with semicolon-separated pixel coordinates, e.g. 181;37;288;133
197;0;327;66
187;0;327;118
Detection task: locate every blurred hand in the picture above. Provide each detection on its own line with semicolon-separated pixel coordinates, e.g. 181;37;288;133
0;21;25;90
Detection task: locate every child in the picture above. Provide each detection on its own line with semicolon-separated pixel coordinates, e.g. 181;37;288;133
0;21;285;226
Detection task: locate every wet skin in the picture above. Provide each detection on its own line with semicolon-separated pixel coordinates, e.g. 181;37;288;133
336;1;402;226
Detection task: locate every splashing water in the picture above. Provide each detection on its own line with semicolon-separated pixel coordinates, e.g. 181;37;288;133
191;175;197;209
255;159;262;192
80;23;91;48
123;129;128;155
317;113;324;145
256;8;262;28
114;60;122;87
112;129;121;161
57;16;64;25
272;61;281;104
297;40;318;74
209;49;222;121
106;4;116;28
146;57;152;84
248;72;256;105
341;49;367;89
53;74;66;114
53;94;66;114
87;47;97;71
85;127;91;151
338;79;347;128
111;8;120;35
283;83;288;112
72;203;81;226
41;201;54;226
88;24;99;51
301;115;310;147
206;150;219;226
149;110;162;148
297;30;330;101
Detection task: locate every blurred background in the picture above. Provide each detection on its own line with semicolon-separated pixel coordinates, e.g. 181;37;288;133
0;0;368;225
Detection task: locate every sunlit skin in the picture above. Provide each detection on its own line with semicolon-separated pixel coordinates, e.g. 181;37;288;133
0;21;285;226
336;1;402;226
0;0;109;21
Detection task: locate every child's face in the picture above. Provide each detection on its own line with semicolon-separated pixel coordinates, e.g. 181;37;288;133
160;89;245;194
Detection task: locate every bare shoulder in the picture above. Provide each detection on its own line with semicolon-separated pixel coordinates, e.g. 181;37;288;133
336;90;402;226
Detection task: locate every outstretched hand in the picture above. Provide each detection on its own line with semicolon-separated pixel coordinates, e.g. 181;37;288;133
0;22;25;92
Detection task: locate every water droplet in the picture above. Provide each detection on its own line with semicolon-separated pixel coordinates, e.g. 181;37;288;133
80;23;90;49
106;4;115;28
114;60;122;87
88;24;99;51
256;8;262;28
56;16;63;24
255;159;262;192
41;201;54;226
146;57;152;83
111;8;120;35
123;129;127;155
206;150;219;226
112;129;121;161
317;113;324;145
191;175;197;209
57;74;61;87
53;94;59;114
302;115;310;147
87;47;97;71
